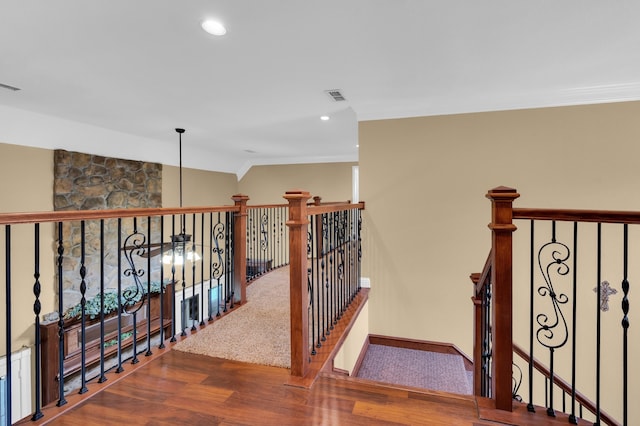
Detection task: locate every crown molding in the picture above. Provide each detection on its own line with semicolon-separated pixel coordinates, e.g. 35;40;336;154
356;82;640;122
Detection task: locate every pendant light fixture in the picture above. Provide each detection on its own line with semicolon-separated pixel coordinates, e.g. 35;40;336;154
162;128;201;265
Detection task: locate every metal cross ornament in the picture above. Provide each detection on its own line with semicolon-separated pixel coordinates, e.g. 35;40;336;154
594;280;618;312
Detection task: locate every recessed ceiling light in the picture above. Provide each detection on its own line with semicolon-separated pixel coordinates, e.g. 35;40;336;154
320;115;330;121
201;19;227;36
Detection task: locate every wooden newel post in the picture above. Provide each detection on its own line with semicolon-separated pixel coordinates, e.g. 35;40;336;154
284;190;312;377
487;186;519;412
232;194;249;305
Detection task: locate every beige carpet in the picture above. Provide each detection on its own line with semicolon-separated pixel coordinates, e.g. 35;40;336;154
173;267;291;368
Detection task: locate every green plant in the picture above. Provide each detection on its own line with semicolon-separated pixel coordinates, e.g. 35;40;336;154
104;331;134;348
64;281;168;320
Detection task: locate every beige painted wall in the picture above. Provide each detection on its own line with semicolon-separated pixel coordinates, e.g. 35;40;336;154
162;165;238;207
238;162;356;205
0;143;56;353
333;301;369;375
359;101;640;421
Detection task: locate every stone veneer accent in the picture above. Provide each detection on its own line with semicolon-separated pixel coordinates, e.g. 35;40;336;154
54;150;163;311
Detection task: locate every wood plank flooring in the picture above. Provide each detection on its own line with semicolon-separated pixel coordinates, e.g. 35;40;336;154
25;349;588;426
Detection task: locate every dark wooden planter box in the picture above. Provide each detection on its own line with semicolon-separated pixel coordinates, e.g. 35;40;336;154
40;284;173;406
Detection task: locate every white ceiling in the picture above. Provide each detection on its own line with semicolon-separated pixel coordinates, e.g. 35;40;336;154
2;1;640;176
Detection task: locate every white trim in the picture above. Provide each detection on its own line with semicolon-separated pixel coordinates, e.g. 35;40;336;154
360;277;371;288
0;347;32;423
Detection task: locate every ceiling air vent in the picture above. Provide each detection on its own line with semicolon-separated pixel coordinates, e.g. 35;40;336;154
0;82;21;91
325;89;346;102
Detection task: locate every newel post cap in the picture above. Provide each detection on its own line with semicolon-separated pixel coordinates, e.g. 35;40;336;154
231;194;249;203
486;186;519;199
283;189;312;201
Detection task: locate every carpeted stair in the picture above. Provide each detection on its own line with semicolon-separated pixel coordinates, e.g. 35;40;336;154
355;344;473;395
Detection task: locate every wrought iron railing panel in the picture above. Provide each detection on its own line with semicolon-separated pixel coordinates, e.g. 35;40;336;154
306;207;362;360
512;218;629;425
246;206;288;282
0;206;238;423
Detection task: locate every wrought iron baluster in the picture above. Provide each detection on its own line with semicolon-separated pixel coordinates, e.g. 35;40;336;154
5;225;14;422
116;218;124;372
569;222;578;425
227;211;234;309
170;215;177;342
181;214;187;336
98;219;107;382
208;212;214;321
535;221;570;418
145;216;153;356
595;223;602;425
122;217;148;364
191;213;197;332
200;213;205;326
56;222;67;406
527;220;535;412
32;223;44;420
212;212;225;318
159;216;166;349
79;220;88;394
621;223;629;426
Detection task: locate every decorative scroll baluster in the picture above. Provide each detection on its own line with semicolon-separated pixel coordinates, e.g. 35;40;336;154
536;221;570;418
307;222;316;355
512;363;523;402
122;217;147;364
227;210;235;308
79;221;88;394
56;222;67;407
31;223;44;420
212;212;226;318
208;213;214;321
621;223;629;426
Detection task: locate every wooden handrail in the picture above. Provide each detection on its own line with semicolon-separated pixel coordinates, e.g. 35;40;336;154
513;207;640;224
0;205;239;225
308;202;365;216
470;250;492;397
513;344;620;426
472;250;492;296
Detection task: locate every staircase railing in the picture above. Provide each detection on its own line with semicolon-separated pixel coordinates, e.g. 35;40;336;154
512;343;620;426
284;191;365;379
473;186;636;425
245;204;289;282
0;190;355;424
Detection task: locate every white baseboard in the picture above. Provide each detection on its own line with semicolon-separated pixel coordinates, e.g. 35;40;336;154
360;277;371;288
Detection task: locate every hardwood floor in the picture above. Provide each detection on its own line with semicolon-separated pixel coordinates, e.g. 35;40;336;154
24;349;589;426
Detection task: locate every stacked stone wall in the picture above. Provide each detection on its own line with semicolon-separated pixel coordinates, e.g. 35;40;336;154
53;150;162;311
